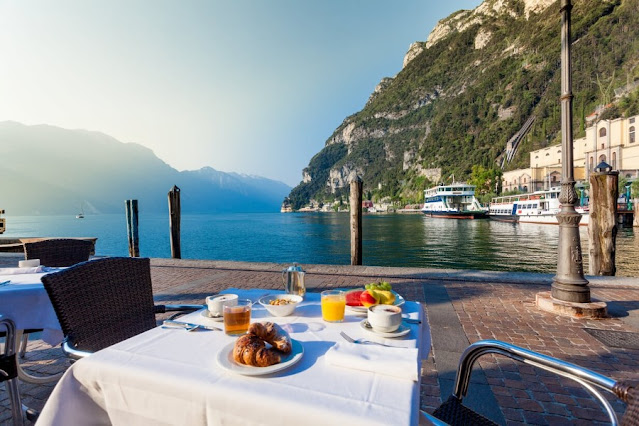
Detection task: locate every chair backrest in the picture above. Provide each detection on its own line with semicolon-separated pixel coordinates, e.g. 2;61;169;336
41;257;157;353
24;238;93;267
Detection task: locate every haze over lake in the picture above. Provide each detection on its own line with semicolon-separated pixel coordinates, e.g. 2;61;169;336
3;213;637;277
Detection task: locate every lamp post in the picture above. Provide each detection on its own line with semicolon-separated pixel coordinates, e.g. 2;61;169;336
551;0;590;303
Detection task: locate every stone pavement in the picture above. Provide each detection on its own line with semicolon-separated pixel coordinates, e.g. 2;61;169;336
1;254;638;425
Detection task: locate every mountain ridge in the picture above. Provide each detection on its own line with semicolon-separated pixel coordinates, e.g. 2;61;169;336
0;121;290;215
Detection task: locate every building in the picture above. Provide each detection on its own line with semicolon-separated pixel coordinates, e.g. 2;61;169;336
502;115;639;192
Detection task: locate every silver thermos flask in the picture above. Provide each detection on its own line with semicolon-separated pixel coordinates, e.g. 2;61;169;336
282;263;306;298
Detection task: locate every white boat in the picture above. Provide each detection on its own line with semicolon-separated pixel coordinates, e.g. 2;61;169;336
421;183;488;219
488;187;589;226
76;203;85;219
0;209;5;234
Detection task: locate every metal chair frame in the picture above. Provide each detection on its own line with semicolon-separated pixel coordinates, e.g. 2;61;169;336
425;340;635;426
1;316;38;425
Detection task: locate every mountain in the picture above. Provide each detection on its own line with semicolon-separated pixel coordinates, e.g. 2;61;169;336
0;121;290;215
288;0;639;209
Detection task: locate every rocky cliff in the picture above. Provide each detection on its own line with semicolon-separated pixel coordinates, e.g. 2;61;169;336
288;0;638;209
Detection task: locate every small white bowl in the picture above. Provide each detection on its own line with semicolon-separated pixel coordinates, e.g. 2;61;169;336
259;294;303;317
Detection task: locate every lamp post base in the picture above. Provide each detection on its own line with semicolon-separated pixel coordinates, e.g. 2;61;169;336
537;291;607;319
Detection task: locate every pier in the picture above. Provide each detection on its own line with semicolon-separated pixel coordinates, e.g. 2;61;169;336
1;253;637;424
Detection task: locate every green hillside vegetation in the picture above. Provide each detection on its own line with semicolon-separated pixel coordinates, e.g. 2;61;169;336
288;0;639;210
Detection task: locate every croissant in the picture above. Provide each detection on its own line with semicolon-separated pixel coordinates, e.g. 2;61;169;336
248;322;292;354
233;334;282;367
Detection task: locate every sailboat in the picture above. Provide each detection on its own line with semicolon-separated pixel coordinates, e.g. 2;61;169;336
76;203;85;219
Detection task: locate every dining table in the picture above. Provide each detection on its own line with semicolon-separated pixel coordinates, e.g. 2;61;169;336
0;266;64;384
36;288;431;426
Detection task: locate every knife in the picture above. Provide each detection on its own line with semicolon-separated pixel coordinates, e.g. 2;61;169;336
162;320;221;331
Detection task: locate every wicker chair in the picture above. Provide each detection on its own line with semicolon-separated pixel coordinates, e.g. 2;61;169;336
422;340;638;426
19;239;93;359
41;257;201;359
0;316;38;425
23;238;93;267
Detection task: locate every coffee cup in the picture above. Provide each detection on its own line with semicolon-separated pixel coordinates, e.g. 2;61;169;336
367;305;402;333
206;294;238;317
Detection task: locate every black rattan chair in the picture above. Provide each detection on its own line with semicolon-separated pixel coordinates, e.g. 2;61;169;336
1;316;38;425
422;340;638;426
41;257;201;359
19;239;93;360
23;238;93;267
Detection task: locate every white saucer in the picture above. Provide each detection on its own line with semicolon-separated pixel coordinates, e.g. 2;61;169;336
201;309;224;322
359;319;410;338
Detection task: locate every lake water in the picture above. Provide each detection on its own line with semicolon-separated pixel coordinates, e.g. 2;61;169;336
3;213;638;277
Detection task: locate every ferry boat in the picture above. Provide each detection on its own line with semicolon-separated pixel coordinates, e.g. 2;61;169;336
421;183;488;219
0;209;5;234
488;187;589;226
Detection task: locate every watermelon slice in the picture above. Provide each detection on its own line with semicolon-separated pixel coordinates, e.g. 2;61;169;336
345;289;364;306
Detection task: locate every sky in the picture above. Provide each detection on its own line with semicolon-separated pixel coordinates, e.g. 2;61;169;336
0;0;482;187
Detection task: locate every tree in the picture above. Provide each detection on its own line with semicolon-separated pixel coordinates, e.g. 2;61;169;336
469;165;503;198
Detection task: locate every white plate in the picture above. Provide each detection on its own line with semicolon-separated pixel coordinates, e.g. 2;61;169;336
345;291;405;315
217;339;304;376
359;319;411;338
201;309;224;322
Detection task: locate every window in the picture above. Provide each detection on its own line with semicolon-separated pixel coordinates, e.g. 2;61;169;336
612;152;617;169
630;126;635;144
599;128;607;137
589;157;594;170
601;143;605;150
630;118;635;124
599;154;606;164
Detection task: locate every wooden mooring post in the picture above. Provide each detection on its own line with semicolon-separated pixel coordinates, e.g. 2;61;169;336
125;199;139;257
588;163;617;276
168;185;181;259
350;176;363;266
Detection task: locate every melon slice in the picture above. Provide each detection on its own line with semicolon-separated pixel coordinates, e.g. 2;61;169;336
344;289;364;306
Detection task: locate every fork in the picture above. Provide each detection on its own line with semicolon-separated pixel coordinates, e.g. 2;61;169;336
339;331;399;348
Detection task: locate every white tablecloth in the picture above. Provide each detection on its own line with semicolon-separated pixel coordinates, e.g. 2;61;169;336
0;270;63;345
37;289;430;426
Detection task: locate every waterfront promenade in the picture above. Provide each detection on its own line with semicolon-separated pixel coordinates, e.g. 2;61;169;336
1;253;638;425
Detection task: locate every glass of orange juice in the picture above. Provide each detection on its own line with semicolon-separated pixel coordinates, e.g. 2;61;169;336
321;290;345;322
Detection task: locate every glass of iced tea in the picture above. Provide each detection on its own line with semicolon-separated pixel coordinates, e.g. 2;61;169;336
321;290;345;323
223;299;252;335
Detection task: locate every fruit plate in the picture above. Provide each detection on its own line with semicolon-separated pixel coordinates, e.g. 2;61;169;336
345;291;405;315
359;319;411;338
216;339;304;376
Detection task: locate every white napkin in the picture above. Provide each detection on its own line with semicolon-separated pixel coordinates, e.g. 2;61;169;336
0;266;44;275
325;342;419;381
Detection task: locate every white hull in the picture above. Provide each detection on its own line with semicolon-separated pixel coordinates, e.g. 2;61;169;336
489;211;590;225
